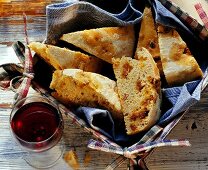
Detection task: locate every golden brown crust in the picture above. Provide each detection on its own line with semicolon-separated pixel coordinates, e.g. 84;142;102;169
50;69;123;120
64;150;80;170
157;25;203;86
137;7;164;76
60;26;135;63
113;48;161;135
28;42;102;72
137;7;160;59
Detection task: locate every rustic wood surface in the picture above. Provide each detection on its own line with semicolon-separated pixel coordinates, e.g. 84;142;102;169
146;87;208;170
1;0;208;170
0;89;128;170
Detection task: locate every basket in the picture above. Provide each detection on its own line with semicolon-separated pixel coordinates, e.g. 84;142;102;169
1;0;208;169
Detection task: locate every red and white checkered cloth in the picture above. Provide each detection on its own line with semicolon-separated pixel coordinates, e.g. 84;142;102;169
159;0;208;40
195;3;208;30
12;14;34;104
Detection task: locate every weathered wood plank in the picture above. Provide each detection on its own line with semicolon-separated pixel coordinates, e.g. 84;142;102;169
0;89;127;170
0;0;64;16
145;87;208;169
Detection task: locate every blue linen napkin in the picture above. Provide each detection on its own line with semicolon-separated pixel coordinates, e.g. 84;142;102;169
76;107;115;139
46;0;208;145
46;0;142;44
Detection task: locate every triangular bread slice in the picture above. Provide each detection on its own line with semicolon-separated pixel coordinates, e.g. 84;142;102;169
64;150;79;170
137;7;163;75
60;26;135;63
112;48;161;135
157;25;203;86
50;69;122;120
28;42;101;72
138;7;160;59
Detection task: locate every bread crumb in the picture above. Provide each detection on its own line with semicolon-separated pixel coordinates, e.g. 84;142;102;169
64;150;80;170
84;152;91;167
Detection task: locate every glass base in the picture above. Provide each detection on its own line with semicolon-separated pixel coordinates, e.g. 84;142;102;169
23;139;65;169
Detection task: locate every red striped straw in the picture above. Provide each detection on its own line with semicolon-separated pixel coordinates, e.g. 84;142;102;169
194;3;208;30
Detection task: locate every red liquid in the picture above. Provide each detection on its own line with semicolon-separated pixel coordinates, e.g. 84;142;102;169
11;102;62;151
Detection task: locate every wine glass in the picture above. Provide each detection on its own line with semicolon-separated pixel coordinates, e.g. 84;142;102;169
10;95;65;168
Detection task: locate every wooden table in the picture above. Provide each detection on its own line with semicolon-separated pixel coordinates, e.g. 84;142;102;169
1;1;208;170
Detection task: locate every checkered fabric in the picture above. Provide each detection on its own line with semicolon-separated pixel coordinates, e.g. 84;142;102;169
158;0;208;40
195;3;208;30
11;14;34;104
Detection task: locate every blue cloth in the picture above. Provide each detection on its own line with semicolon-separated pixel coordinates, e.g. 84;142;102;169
76;107;115;139
46;0;208;145
46;0;142;44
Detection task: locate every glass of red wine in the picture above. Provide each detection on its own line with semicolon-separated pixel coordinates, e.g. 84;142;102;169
10;95;64;168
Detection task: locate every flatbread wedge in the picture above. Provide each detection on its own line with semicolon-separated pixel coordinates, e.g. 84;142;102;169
113;48;161;135
28;42;101;72
50;69;122;120
157;25;203;86
60;26;135;63
137;7;160;59
137;7;163;75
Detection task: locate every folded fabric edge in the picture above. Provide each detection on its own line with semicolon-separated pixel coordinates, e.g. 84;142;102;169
158;0;208;40
46;1;142;22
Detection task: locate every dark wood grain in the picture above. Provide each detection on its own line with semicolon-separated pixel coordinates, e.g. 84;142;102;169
0;0;64;44
0;0;64;16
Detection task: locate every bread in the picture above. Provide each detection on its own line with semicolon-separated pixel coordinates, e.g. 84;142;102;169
60;26;135;63
138;7;160;59
157;25;203;86
64;150;79;170
113;48;161;135
28;42;102;72
50;69;122;120
137;7;163;75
